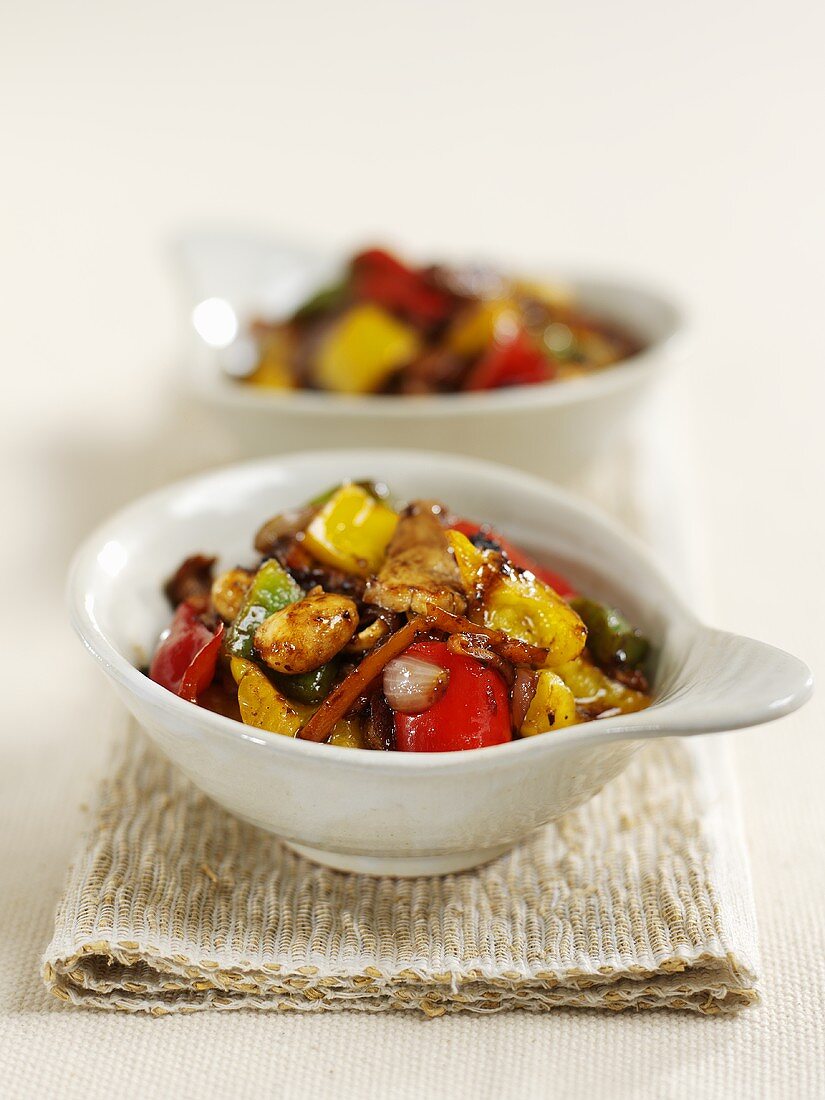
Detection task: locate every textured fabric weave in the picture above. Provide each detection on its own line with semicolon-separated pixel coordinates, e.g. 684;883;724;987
42;723;758;1015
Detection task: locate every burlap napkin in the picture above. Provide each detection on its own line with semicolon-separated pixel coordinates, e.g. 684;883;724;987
42;720;758;1015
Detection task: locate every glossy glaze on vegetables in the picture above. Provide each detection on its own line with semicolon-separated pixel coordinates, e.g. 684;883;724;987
147;483;653;751
237;248;643;397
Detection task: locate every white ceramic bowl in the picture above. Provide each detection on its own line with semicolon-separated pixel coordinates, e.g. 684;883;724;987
173;232;686;477
68;450;812;876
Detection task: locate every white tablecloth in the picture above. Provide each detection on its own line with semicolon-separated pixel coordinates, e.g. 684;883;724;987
2;0;823;1095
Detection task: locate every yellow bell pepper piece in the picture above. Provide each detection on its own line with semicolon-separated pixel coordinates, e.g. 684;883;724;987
304;483;398;576
555;657;650;716
248;332;295;389
520;669;578;736
447;300;522;357
231;657;311;736
315;304;419;393
447;530;587;666
328;719;366;749
231;658;365;743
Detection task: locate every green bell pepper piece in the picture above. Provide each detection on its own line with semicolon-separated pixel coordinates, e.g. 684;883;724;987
225;559;303;660
292;282;347;323
274;660;339;705
570;597;649;669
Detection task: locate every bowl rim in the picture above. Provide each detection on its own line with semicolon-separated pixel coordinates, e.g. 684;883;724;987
67;448;723;773
175;232;689;418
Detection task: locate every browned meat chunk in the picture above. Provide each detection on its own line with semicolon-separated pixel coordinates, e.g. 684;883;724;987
254;505;317;556
364;500;466;615
163;554;216;610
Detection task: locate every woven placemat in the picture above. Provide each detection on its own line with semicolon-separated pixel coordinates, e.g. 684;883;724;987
42;721;758;1016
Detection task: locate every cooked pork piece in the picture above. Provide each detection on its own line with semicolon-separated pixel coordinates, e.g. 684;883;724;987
254;506;317;557
254;590;360;675
163;554;216;610
365;500;467;615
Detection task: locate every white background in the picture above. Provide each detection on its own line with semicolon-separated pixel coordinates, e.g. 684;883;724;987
1;1;824;1096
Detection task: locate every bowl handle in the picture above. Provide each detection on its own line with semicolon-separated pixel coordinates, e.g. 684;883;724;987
170;231;333;311
651;627;813;736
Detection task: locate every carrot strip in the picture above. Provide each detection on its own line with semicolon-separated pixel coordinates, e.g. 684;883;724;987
299;616;426;742
422;605;549;667
300;605;549;744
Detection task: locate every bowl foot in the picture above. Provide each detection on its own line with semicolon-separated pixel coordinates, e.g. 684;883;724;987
281;840;515;877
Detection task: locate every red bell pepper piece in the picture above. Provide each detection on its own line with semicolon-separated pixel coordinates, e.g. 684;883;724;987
350;248;454;327
463;331;555;391
392;640;511;752
451;520;576;596
149;601;224;703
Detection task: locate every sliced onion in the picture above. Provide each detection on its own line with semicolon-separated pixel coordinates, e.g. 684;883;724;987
511;669;539;731
446;632;513;683
382;656;449;714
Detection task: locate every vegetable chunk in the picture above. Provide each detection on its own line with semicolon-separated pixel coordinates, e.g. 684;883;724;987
447;530;587;666
519;670;578;736
315;304;420;393
556;657;650;717
303;483;398;576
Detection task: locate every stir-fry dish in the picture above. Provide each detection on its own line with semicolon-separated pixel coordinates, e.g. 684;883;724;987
240;248;642;395
148;483;653;751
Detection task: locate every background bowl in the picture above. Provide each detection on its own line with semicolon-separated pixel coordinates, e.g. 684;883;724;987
68;450;812;875
174;232;686;478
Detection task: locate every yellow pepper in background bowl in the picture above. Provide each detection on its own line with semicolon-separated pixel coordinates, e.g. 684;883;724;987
246;331;295;390
314;304;420;393
446;299;522;358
